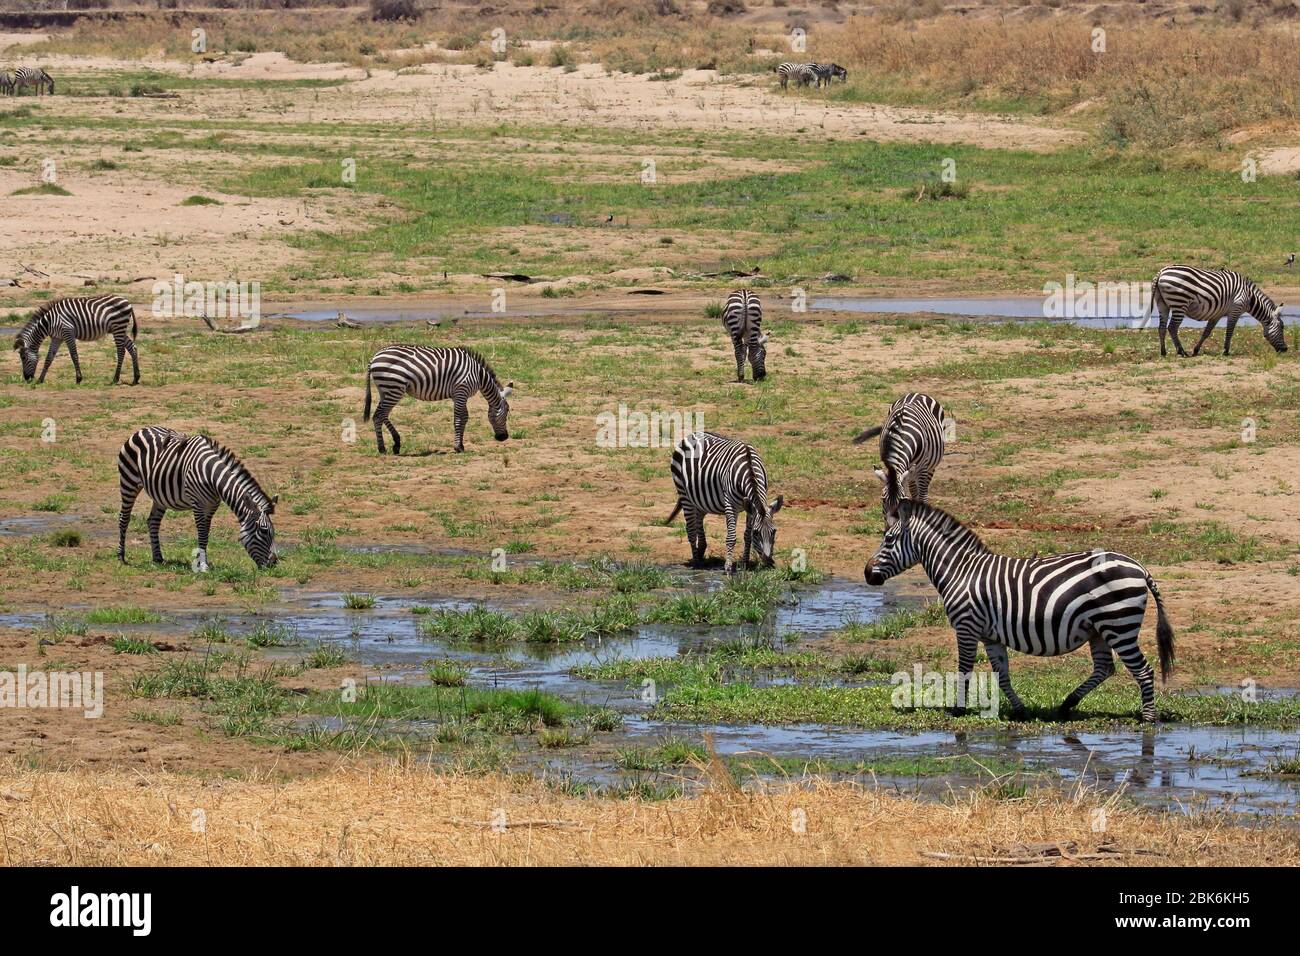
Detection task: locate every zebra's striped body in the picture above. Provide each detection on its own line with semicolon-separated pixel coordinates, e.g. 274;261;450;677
13;68;53;95
865;500;1175;721
363;345;512;454
12;293;140;385
116;427;278;572
776;62;816;89
852;392;946;517
0;72;14;96
666;431;783;573
1143;265;1287;357
721;290;767;382
810;62;847;87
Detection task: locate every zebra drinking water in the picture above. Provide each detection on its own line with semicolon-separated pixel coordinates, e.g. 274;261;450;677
363;345;512;454
12;293;141;385
852;392;946;516
665;431;783;574
13;68;53;95
864;499;1175;722
1143;265;1287;357
116;427;278;572
721;290;767;382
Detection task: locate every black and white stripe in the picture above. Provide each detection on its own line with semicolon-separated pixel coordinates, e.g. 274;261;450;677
0;72;14;96
852;392;946;517
117;427;278;571
12;293;140;385
665;431;783;573
810;62;847;87
776;62;816;89
1143;265;1287;356
13;68;53;95
363;345;513;454
721;290;767;382
864;500;1175;722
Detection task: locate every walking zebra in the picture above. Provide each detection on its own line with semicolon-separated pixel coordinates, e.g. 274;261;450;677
0;72;14;97
776;62;816;89
12;293;140;385
864;499;1175;722
1143;265;1287;357
363;345;512;454
852;392;946;516
721;290;767;382
116;427;278;572
13;68;53;95
665;431;783;574
810;63;848;87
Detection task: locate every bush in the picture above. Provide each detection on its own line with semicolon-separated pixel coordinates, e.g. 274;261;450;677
370;0;418;21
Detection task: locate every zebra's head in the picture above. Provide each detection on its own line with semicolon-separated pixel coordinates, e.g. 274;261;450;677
831;64;848;82
864;499;918;586
488;382;513;440
751;332;769;380
748;494;784;565
12;335;37;382
1264;301;1287;352
239;495;278;569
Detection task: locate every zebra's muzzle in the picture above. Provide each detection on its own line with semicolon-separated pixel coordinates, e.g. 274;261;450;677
864;563;886;586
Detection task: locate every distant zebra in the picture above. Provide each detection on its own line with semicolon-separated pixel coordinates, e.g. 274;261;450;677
14;68;53;95
776;62;816;89
1142;265;1287;357
12;293;140;385
864;499;1175;722
852;392;946;516
117;427;278;572
721;290;767;382
665;431;783;574
810;62;848;87
0;72;14;96
363;345;512;454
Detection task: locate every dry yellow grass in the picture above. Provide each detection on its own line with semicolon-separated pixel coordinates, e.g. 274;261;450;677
1;759;1295;866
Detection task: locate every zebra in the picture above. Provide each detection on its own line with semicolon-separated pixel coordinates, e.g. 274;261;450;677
363;345;512;454
776;62;816;89
721;290;767;382
12;293;140;385
0;72;14;96
665;431;783;574
1142;265;1287;357
810;63;848;87
852;392;946;517
864;499;1175;722
116;427;278;572
14;68;53;96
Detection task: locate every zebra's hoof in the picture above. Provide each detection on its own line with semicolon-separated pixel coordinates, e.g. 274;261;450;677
948;706;967;718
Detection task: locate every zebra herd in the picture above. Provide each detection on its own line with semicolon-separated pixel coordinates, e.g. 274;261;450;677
0;67;54;96
775;61;847;89
13;257;1291;720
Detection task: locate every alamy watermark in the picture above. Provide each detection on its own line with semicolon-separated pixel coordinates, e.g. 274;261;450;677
891;664;999;717
596;405;703;449
1;664;103;718
152;273;261;327
1042;274;1152;322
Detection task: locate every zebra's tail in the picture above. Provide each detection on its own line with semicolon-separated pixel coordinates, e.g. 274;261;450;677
852;425;883;445
363;370;373;422
130;306;138;340
663;500;683;526
1141;273;1160;329
1146;571;1175;683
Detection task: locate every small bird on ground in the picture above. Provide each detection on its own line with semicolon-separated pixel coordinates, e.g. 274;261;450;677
1286;253;1295;268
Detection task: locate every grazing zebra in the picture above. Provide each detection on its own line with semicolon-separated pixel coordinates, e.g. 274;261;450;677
0;72;14;96
12;293;140;385
1142;265;1287;357
852;392;946;516
721;289;767;382
665;431;783;574
116;427;278;572
14;68;53;95
776;62;816;89
363;345;512;454
864;499;1175;722
810;63;848;87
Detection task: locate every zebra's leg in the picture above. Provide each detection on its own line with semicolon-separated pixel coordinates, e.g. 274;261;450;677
1168;311;1190;358
111;333;127;384
452;393;469;452
372;395;399;454
684;504;707;566
741;514;753;569
732;337;747;382
1058;633;1115;718
912;468;933;502
983;642;1025;719
950;626;980;717
1157;305;1169;357
147;503;166;564
117;483;141;563
723;501;738;575
1191;317;1220;357
64;337;83;384
36;338;61;383
192;506;215;573
1108;630;1158;722
126;338;140;385
1222;312;1243;356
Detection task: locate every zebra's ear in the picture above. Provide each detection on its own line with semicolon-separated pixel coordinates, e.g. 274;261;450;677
500;382;513;398
872;467;887;484
769;495;784;513
267;494;278;514
758;332;769;345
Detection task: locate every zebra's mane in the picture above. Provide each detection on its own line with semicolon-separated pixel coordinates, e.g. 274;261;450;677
1248;281;1276;313
906;500;989;553
460;347;500;385
196;434;272;506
